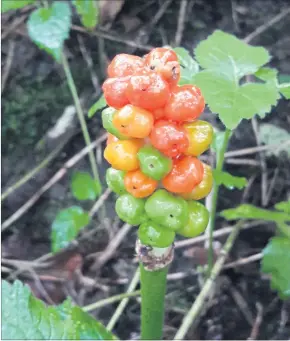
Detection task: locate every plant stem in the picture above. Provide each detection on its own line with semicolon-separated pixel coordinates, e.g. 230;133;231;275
83;290;140;312
140;264;168;340
208;128;231;275
174;221;242;340
61;52;101;187
107;267;140;331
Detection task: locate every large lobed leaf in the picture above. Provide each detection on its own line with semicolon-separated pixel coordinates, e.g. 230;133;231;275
51;206;90;252
2;280;115;340
193;30;280;129
27;1;72;61
261;237;290;299
174;47;199;86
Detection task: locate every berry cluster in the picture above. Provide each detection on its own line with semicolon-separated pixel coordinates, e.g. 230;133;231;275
102;48;213;248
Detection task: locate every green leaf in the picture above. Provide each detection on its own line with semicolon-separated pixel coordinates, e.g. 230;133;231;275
211;130;230;153
71;171;101;201
258;123;290;157
194;30;279;129
278;83;290;99
195;30;270;80
2;280;76;339
220;204;290;223
73;0;99;29
213;170;247;190
174;47;199;85
262;237;290;299
2;280;116;339
1;0;36;12
254;67;278;83
27;2;71;61
275;201;290;214
51;206;90;252
88;95;107;118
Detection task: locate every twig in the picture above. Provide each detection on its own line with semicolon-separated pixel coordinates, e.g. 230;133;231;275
107;267;140;331
88;223;132;271
223;253;262;269
1;141;66;201
244;8;290;43
225;158;260;167
248;303;263;340
1;15;27;40
77;34;100;93
265;167;279;205
174;0;188;46
175;220;263;249
61;52;101;185
1;40;15;94
71;25;153;51
89;188;112;217
174;222;242;340
83;290;140;312
1;134;107;231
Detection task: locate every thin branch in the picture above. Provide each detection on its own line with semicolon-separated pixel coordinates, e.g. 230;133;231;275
174;222;242;340
89;188;112;218
1;40;15;93
1;134;107;231
174;0;188;46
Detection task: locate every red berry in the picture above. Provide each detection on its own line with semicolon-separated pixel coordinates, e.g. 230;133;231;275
102;77;130;109
164;85;205;122
107;54;145;78
150;120;189;158
126;72;170;111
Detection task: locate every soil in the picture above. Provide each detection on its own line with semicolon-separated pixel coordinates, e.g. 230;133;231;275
2;0;290;340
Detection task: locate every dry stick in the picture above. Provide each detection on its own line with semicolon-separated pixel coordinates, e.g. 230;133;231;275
174;222;242;340
226;158;260;167
1;40;15;94
223;252;262;269
1;141;66;201
1;15;27;40
248;303;263;340
1;134;107;231
107;267;140;331
83;290;141;313
89;188;112;217
244;7;290;43
174;0;188;46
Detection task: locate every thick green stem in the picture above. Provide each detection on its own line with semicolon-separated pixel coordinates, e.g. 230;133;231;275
140;264;168;340
207;128;231;274
61;52;101;186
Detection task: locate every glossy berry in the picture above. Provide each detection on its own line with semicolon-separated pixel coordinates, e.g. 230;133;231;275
113;104;154;139
144;48;180;87
106;168;126;195
138;145;172;181
177;201;209;238
162;156;204;194
102;76;130;109
106;133;119;145
126;72;170;110
115;193;147;225
181;163;213;200
104;139;143;171
124;169;158;198
102;107;127;140
138;220;175;248
150;120;189;157
145;189;189;231
164;85;205;122
183;120;214;156
107;54;145;78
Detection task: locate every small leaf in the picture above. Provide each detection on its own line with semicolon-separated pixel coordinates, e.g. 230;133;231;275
71;171;101;201
194;30;280;129
27;2;71;61
255;67;278;83
2;280;76;339
1;0;36;12
275;201;290;214
73;0;99;29
2;280;116;340
174;47;199;85
88;95;107;118
220;204;290;223
259;123;290;157
262;237;290;299
51;206;90;252
213;170;247;190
